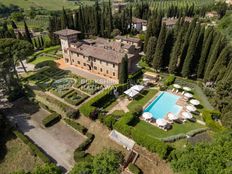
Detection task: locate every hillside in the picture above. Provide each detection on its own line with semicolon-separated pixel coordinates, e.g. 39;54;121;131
0;0;94;11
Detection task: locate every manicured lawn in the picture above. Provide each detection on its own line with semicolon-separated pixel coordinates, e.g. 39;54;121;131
127;89;158;111
31;56;56;65
134;120;206;139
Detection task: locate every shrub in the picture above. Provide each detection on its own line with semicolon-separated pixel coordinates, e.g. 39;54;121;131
63;118;87;135
35;60;57;69
131;104;143;117
42;113;61;127
129;69;143;80
202;110;224;131
103;115;117;129
13;130;50;163
164;74;176;86
74;150;86;162
128;163;141;174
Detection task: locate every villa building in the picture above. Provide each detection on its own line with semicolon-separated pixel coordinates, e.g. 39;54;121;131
131;17;147;32
162;17;193;29
54;29;141;82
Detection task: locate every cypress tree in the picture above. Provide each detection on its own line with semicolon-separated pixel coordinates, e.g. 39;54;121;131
61;7;69;29
146;36;157;65
209;45;231;81
153;24;167;70
181;23;200;77
168;26;186;74
11;20;17;29
162;29;174;68
23;20;32;44
178;18;197;71
197;27;214;78
40;36;44;47
144;18;154;52
33;38;38;49
119;54;128;84
204;35;222;81
37;37;42;48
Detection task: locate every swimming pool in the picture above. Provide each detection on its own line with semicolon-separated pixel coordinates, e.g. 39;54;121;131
144;92;182;119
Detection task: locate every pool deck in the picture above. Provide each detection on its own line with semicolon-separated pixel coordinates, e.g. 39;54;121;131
142;90;191;130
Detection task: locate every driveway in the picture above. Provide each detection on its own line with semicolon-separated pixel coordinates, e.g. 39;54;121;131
3;98;86;172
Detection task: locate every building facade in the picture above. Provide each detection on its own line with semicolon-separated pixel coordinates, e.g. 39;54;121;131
54;29;141;82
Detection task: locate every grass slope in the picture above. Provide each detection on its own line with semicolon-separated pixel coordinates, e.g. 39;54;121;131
31;56;56;65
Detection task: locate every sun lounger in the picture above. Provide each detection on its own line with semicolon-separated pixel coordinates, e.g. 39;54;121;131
188;117;196;122
174;119;183;124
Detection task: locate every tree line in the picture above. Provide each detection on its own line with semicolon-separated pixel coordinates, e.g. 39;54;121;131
144;15;232;128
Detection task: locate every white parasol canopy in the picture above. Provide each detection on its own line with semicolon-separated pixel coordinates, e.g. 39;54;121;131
143;78;150;81
131;85;145;92
184;93;193;98
168;113;178;120
190;99;200;106
183;86;191;92
142;112;153;120
186;105;197;112
156;118;168;126
182;112;193;119
124;89;139;98
173;84;181;89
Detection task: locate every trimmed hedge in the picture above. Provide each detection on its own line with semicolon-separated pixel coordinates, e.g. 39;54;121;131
160;134;186;142
27;46;60;63
114;113;170;159
129;69;143;80
42;113;61;127
13;130;50;163
164;74;176;86
128;163;141;174
74;132;95;162
79;84;127;118
35;60;57;69
63;118;87;135
36;92;79;118
186;128;209;137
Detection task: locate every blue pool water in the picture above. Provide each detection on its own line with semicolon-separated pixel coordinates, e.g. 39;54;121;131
144;92;182;119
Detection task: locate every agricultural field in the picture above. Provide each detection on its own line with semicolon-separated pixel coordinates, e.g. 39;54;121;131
149;0;215;9
0;0;94;11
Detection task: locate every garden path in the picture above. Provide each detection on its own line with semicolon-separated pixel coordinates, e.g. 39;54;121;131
108;97;131;114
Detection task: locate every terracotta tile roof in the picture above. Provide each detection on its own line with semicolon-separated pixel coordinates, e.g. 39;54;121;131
162;17;193;26
68;44;133;64
54;29;81;36
115;35;141;43
132;17;147;24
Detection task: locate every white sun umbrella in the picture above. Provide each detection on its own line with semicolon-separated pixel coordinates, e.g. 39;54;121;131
173;84;181;89
143;78;150;81
168;113;178;120
142;112;153;120
131;85;145;92
183;86;191;92
156;118;168;126
190;99;200;106
182;112;193;119
184;92;193;98
124;88;139;98
186;105;197;112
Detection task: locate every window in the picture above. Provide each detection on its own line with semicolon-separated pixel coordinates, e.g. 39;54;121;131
94;66;97;70
72;59;74;62
113;72;115;76
64;50;67;53
94;58;96;62
78;61;80;64
84;63;86;66
100;68;102;72
100;60;102;64
113;64;115;68
106;70;109;74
